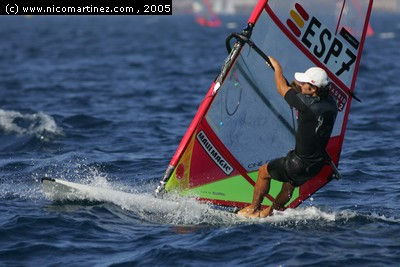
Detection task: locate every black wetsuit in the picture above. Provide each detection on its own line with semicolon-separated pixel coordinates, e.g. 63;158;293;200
267;88;338;186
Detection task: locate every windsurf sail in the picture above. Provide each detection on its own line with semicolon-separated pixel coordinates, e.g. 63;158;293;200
192;0;222;27
157;0;373;210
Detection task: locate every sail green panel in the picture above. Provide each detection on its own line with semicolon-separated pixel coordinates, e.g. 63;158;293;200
165;169;178;191
184;175;254;203
179;172;299;207
248;172;299;206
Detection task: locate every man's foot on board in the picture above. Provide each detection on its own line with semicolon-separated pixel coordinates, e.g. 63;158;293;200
259;206;273;218
237;205;261;218
238;210;261;218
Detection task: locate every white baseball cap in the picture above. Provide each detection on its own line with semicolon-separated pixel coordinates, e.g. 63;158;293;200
294;67;329;88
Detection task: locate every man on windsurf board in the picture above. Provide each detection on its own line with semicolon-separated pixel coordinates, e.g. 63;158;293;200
238;57;338;218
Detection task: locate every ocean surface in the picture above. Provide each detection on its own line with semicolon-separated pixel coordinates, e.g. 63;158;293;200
0;12;399;266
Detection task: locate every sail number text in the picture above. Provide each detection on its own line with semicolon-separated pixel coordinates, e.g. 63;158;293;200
301;17;357;79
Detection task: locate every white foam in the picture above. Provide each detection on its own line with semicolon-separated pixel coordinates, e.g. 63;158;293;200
81;167;116;189
42;178;239;225
40;180;400;226
261;206;358;225
0;108;62;138
0;179;43;201
367;212;400;223
39;168;399;226
42;176;365;226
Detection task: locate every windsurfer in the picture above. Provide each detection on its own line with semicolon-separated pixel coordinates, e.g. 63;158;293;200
238;56;338;218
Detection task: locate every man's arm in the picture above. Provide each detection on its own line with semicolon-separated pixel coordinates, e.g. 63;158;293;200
267;56;291;97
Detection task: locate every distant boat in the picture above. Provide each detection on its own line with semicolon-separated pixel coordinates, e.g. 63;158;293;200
192;0;222;27
353;0;374;37
366;22;374;37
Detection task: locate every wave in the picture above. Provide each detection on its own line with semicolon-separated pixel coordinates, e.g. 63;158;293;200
5;160;397;227
4;157;398;228
0;109;63;138
0;179;42;201
39;174;400;227
62;114;111;129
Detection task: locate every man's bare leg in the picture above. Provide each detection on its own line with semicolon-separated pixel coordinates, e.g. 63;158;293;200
237;163;271;217
259;182;294;217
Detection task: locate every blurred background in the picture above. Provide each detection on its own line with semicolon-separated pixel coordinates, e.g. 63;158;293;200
173;0;400;14
0;0;399;266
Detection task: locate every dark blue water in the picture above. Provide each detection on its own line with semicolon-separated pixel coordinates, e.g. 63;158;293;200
0;13;399;266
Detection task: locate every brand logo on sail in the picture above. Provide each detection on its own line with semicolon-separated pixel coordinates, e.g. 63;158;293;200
329;82;347;112
286;3;359;84
196;131;233;175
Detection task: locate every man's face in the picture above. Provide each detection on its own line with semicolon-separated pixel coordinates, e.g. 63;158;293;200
297;81;317;96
